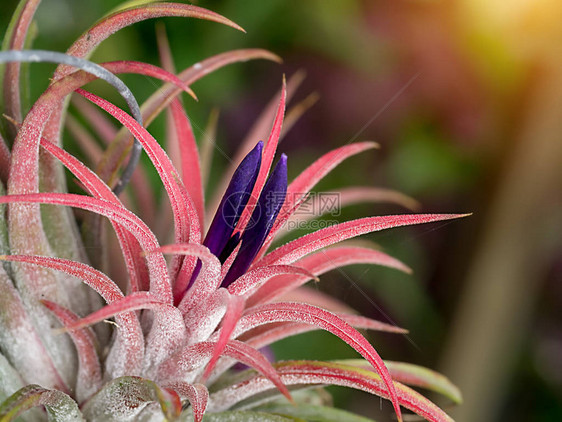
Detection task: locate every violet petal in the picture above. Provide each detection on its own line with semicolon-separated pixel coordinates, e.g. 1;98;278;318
222;154;287;287
204;141;263;257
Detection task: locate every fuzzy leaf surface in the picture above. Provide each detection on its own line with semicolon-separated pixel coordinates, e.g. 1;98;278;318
254;403;376;422
0;385;83;422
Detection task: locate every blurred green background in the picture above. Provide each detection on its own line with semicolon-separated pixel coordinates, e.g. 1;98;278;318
1;1;561;421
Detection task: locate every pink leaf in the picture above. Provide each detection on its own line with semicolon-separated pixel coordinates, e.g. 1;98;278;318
274;286;356;314
169;99;204;227
208;71;303;220
160;340;291;403
2;0;42;124
163;382;208;422
155;24;204;227
102;60;196;100
0;253;144;378
250;243;411;306
201;294;245;381
232;301;402;420
238;302;401;419
340;314;408;334
96;48;281;187
78;89;200;246
40;138;148;294
241;322;315;349
0;254;122;302
0;261;68;391
57;3;244;79
279;187;421;235
77;89;200;286
297;243;412;274
41;300;102;403
5;68;128;306
71;95;117;143
0;193;172;303
208;360;453;422
227;265;317;297
182;289;229;345
261;142;379;252
258;214;469;268
147;243;221;313
241;314;406;352
60;292;172;332
287;142;378;204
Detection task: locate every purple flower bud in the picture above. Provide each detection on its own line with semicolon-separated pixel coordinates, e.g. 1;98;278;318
222;154;287;287
204;141;263;258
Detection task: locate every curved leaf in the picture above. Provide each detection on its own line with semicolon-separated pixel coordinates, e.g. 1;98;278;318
160;340;291;403
3;56;142;319
336;360;462;405
0;256;68;391
80;376;180;422
202;411;298;422
0;253;145;379
41;301;102;403
102;60;196;100
255;403;375;422
2;0;42;124
163;382;208;422
0;385;83;421
249;244;411;306
228;265;317;297
231;302;402;421
148;243;221;314
261;142;379;252
59;292;170;332
202;294;245;381
209;361;454;422
0;353;24;404
242;316;406;354
40;138;148;294
61;3;244;76
258;214;468;267
97;48;280;188
77;89;200;246
77;88;200;288
0;193;172;304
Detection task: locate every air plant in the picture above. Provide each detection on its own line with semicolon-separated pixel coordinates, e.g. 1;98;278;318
0;1;464;421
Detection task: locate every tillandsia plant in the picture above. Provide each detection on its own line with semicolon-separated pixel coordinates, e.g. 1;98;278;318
0;1;465;421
